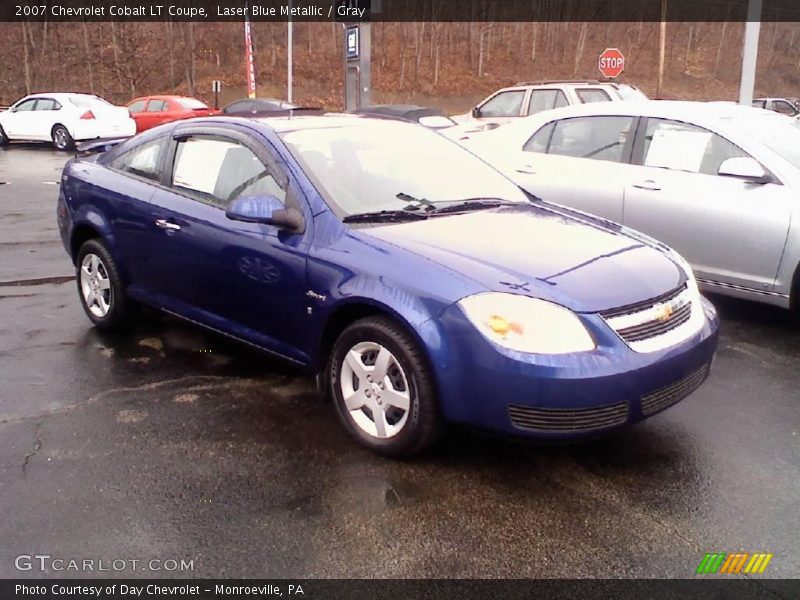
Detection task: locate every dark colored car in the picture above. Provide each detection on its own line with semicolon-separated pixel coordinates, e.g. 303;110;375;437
126;95;220;133
222;98;317;117
56;114;719;456
352;104;458;129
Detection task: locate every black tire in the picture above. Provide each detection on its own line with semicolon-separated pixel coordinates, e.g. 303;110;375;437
328;316;442;456
0;125;8;146
52;124;74;151
75;239;137;330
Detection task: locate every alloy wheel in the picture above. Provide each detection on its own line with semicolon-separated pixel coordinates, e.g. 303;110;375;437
339;341;411;439
80;253;112;318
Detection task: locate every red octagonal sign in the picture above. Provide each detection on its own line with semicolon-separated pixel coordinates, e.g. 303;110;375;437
598;48;625;78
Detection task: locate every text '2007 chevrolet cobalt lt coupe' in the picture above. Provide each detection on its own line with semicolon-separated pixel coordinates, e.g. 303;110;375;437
57;115;719;456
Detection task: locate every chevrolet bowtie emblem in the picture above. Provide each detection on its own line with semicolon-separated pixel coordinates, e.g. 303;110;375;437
654;303;674;322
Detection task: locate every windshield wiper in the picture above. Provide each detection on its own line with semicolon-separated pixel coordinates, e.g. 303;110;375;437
427;198;518;215
342;210;430;224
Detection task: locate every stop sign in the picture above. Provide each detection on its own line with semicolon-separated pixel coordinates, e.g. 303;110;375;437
598;48;625;78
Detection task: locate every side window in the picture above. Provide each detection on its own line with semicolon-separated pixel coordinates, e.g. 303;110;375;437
752;100;767;109
34;99;56;111
773;101;796;116
128;100;146;114
527;90;568;115
146;100;168;112
171;136;286;207
576;88;612;103
110;138;165;182
479;91;526;118
523;122;555;153
226;101;252;113
14;99;37;112
642;118;749;176
548;116;634;162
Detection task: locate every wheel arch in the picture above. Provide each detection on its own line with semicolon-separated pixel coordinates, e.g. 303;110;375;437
70;223;102;264
314;298;441;398
791;260;800;312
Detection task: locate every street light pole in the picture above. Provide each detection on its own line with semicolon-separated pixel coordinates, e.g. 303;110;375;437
287;0;293;103
738;0;762;105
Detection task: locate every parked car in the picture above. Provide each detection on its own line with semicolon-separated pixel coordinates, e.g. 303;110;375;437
452;79;648;127
352;104;458;129
752;97;799;116
461;100;800;310
126;95;220;133
57;115;718;456
222;97;300;116
0;93;135;150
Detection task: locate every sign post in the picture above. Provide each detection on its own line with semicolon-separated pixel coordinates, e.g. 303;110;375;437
598;48;625;79
212;80;222;109
337;1;374;111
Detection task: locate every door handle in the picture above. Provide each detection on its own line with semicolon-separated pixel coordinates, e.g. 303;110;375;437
155;219;181;231
632;179;661;191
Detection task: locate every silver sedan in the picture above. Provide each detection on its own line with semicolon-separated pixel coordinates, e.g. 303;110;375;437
462;100;800;310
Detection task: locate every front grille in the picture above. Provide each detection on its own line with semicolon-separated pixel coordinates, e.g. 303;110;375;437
601;284;696;350
508;402;628;432
600;284;687;319
640;363;711;416
615;302;692;342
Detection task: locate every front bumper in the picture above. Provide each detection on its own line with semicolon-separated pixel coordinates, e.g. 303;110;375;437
424;296;720;440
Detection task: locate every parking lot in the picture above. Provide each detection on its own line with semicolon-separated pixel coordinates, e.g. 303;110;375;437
1;145;799;580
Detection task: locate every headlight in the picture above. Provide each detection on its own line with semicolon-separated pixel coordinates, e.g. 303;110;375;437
458;293;595;354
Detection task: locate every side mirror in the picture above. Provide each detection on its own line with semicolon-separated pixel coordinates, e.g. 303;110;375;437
225;195;305;233
718;157;772;184
471;106;481;118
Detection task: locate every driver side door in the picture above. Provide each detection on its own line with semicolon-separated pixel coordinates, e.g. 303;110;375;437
145;126;312;361
3;98;39;138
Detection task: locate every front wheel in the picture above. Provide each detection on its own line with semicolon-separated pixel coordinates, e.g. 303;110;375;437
52;124;74;151
76;239;137;330
329;316;442;456
0;125;8;146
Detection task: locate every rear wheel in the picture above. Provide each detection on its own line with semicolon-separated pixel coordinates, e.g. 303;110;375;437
76;239;137;330
52;124;74;151
328;316;442;456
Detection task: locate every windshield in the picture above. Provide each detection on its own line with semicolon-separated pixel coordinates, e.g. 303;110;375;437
177;98;208;110
728;113;800;171
69;95;112;108
281;123;528;216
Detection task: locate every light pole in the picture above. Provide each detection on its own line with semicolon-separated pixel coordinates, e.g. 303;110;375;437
287;0;293;103
738;0;762;105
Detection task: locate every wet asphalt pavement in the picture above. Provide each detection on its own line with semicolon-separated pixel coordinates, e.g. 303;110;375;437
0;145;798;582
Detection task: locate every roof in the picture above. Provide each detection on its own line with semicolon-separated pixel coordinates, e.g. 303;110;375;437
252;113;416;133
128;95;199;102
504;99;771;123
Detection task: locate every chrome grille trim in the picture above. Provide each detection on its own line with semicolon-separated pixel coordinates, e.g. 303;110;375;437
641;363;711;416
601;284;704;353
508;402;628;432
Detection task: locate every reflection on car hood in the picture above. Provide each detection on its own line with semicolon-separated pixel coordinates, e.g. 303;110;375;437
363;204;684;313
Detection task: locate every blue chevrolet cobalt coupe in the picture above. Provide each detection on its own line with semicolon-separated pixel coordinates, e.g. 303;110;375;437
57;115;719;456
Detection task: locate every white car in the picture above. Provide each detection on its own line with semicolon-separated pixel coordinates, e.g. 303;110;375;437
452;79;648;127
0;93;136;151
461;100;800;309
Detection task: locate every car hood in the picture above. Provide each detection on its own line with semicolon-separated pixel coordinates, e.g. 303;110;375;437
362;204;684;313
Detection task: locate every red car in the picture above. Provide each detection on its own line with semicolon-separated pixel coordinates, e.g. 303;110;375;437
126;95;220;133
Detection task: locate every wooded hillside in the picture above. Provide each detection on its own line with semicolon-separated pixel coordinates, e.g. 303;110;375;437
1;20;799;111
